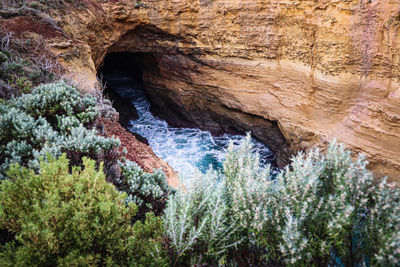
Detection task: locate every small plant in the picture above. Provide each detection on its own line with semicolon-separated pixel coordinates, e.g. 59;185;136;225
8;76;32;93
134;0;148;9
0;55;54;97
0;32;12;52
0;30;61;98
164;169;243;265
0;52;8;64
120;160;175;220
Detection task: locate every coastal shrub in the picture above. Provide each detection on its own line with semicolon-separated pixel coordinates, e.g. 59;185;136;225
0;54;54;97
164;135;400;266
255;142;399;266
0;155;168;266
363;178;400;266
0;82;120;179
0;31;59;98
0;52;7;64
164;169;242;265
120;160;174;220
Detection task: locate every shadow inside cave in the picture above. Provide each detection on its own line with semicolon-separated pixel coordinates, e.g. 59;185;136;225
98;52;278;178
99;52;153;99
98;52;154;129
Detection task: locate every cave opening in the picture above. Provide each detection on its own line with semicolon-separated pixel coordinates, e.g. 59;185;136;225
100;52;154;88
99;52;196;129
98;52;277;180
99;52;153;108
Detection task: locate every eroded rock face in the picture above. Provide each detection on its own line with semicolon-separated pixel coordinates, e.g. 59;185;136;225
22;0;400;180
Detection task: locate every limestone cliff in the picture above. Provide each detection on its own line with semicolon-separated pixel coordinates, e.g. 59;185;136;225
3;0;399;180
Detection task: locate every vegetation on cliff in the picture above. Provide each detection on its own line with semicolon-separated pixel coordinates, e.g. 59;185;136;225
0;14;399;266
0;31;59;98
0;79;398;266
0;82;120;179
0;155;167;266
120;160;174;220
0;39;173;265
165;137;400;266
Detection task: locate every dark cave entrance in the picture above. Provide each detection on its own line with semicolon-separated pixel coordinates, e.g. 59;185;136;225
98;52;287;168
99;51;221;133
98;52;155;128
100;52;154;87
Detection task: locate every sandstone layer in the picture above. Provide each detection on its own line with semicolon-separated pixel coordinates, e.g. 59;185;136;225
2;0;399;180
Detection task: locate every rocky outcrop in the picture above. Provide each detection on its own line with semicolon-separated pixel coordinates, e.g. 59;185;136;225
3;0;399;180
97;117;180;188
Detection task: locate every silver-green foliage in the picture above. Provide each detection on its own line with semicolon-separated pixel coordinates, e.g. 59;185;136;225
0;82;119;179
120;160;174;218
164;169;242;265
260;142;400;266
164;134;400;266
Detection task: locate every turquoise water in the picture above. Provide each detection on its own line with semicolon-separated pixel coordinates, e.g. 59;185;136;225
103;73;275;184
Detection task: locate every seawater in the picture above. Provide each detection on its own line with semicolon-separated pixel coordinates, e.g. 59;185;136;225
103;73;275;185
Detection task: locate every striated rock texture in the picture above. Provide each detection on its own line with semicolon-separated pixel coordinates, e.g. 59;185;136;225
2;0;399;180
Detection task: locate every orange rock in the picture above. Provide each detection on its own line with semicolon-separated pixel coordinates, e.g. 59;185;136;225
5;0;399;180
97;117;181;189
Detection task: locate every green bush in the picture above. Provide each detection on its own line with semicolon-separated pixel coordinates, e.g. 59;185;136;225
251;142;400;266
0;155;168;266
0;52;8;64
0;82;120;179
164;169;242;266
0;46;56;97
120;160;175;220
164;135;400;266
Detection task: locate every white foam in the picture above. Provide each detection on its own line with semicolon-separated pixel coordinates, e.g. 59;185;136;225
107;75;274;185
